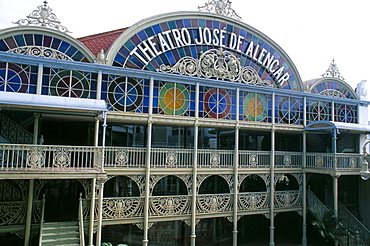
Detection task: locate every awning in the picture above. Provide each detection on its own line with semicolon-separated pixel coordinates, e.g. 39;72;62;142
305;120;370;134
0;91;107;113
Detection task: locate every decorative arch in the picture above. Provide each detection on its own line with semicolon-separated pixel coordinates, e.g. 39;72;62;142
151;175;188;196
239;174;267;192
308;77;358;100
104;175;141;197
0;26;96;62
106;11;303;91
198;175;230;194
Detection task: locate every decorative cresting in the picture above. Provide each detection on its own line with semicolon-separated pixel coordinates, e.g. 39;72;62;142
322;59;345;81
8;46;73;61
198;0;242;20
149;195;191;216
158;48;272;87
319;89;346;98
13;1;70;33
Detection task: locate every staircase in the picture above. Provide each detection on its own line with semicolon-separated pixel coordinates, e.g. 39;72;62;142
39;221;80;246
308;189;370;245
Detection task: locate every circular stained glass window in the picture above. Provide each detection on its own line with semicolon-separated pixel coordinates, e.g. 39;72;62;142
108;77;143;112
159;83;189;115
279;97;300;124
0;63;28;93
336;105;354;123
243;93;267;121
204;88;231;119
309;102;329;121
50;70;89;98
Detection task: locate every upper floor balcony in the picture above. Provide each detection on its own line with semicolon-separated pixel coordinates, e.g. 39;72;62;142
0;144;363;177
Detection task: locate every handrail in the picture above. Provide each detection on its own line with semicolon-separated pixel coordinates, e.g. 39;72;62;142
38;194;45;246
78;192;85;246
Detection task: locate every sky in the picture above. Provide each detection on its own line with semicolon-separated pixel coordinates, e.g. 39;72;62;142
0;0;369;92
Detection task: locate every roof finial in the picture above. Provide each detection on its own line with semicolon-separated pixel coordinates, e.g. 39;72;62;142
13;1;70;33
322;58;345;81
198;0;241;20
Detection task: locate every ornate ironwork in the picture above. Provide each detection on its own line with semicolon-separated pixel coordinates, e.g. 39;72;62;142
149;195;190;216
158;48;272;87
275;190;301;208
27;147;45;168
319;89;346;98
238;192;269;210
165;151;177;166
13;1;70;33
101;197;143;219
210;152;220;166
249;153;258;166
197;194;232;213
115;150;128;166
283;154;291;166
8;46;73;60
198;0;242;20
322;58;345;81
53;148;70;168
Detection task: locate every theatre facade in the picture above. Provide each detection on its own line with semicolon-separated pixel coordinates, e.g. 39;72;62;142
0;1;369;246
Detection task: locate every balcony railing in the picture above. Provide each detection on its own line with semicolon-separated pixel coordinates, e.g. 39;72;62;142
0;144;364;173
98;191;301;220
306;153;362;171
0;144;102;172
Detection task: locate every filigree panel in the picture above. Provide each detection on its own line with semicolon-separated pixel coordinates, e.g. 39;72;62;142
0;201;26;225
158;48;271;87
238;192;269;210
274;191;301;208
53;148;71;168
101;197;143;219
27;147;45;168
127;175;146;196
115;150;129;166
149;196;190;216
8;46;73;60
210;152;220;166
197;194;232;213
166;151;177;166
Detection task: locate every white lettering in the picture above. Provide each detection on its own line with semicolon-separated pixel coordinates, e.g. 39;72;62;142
245;41;254;57
257;48;267;65
269;60;279;73
220;28;226;47
129;47;148;64
252;44;260;60
172;29;184;48
158;33;171;52
181;28;192;45
212;29;220;46
195;27;203;45
138;40;155;62
203;27;212;45
229;32;237;50
278;72;290;84
148;36;162;56
273;66;284;80
162;30;175;49
237;35;244;52
262;52;274;68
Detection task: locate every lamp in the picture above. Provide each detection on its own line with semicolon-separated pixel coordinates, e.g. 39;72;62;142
360;157;370;180
361;141;370;180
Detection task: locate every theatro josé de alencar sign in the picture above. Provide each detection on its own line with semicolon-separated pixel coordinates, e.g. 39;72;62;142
110;13;301;91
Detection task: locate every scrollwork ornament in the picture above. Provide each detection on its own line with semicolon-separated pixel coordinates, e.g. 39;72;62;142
158;48;271;87
8;46;73;61
27;147;45;168
13;1;71;33
166;151;177;166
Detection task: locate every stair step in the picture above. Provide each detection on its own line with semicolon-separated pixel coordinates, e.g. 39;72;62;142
40;221;81;246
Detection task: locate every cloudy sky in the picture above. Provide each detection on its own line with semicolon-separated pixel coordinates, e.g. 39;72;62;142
0;0;369;92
